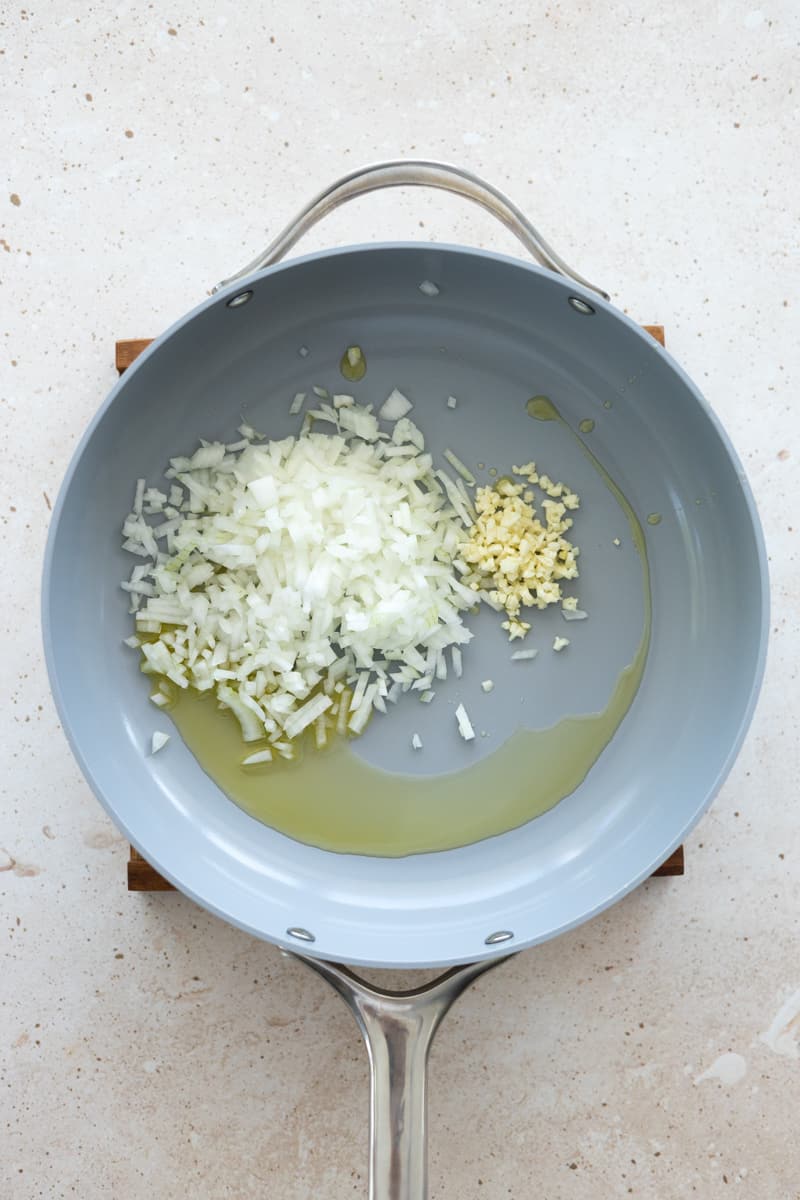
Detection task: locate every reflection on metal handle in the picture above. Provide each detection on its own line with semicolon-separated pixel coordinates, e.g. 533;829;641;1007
215;159;609;300
291;954;510;1200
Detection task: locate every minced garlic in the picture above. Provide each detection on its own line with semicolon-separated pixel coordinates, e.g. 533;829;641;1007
459;472;580;641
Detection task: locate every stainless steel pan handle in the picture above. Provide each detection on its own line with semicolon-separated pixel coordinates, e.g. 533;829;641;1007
291;953;510;1200
215;159;609;300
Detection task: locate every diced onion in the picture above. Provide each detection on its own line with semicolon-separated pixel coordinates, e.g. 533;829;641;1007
443;449;476;486
480;679;494;692
455;703;475;741
561;608;588;621
392;417;425;451
411;733;423;750
284;693;332;740
379;388;413;421
133;478;146;516
123;401;476;754
242;749;273;766
418;280;440;296
151;731;170;754
511;649;538;661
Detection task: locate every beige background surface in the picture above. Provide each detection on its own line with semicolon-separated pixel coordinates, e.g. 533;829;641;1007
2;2;798;1197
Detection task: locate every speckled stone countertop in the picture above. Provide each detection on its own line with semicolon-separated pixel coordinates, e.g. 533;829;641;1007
2;2;798;1197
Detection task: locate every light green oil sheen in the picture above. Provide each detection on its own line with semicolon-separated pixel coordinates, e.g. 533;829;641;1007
167;652;646;857
339;345;367;381
163;393;652;858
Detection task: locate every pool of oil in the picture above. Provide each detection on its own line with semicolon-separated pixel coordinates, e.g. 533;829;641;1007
166;638;645;857
158;392;652;858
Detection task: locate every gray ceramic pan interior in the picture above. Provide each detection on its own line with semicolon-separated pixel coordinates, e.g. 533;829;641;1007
42;244;768;967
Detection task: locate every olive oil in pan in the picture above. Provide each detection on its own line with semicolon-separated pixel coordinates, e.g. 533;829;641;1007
167;641;647;857
162;392;652;858
526;394;653;567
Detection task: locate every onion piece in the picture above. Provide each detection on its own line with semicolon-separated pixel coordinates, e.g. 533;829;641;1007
511;649;538;661
411;733;423;750
435;470;473;528
443;449;476;486
418;280;440;296
392;417;425;451
561;608;588;621
480;680;494;693
151;731;170;754
337;689;352;735
133;478;146;516
349;684;377;734
284;693;333;740
447;395;458;409
379;388;413;421
242;748;273;766
289;392;306;415
315;713;329;748
455;703;475;741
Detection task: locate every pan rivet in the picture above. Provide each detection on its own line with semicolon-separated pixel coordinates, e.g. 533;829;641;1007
568;296;595;315
226;289;254;309
286;927;316;943
485;930;514;945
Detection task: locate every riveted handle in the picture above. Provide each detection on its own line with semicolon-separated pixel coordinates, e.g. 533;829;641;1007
215;159;608;300
290;953;511;1200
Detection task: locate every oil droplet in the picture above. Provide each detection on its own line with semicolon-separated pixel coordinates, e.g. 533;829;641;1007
477;462;485;470
578;419;595;434
603;399;613;410
526;395;559;422
647;512;662;526
695;497;704;506
340;345;366;381
488;467;497;477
